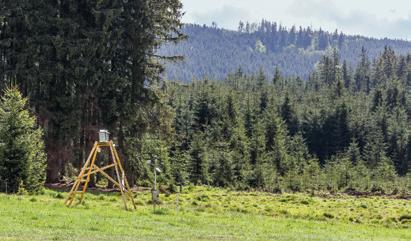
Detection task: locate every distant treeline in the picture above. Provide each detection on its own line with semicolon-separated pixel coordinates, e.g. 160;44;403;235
159;21;411;82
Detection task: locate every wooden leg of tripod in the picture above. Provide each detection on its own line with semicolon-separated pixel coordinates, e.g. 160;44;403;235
109;142;128;210
113;145;136;209
79;147;98;204
65;142;98;207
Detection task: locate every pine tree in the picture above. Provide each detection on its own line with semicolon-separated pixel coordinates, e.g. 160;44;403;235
344;139;362;164
397;57;408;84
256;67;267;90
332;48;341;85
342;61;352;89
244;103;254;138
349;160;371;192
174;99;195;150
288;133;310;172
322;103;350;159
324;157;348;192
334;103;350;151
372;159;397;193
280;94;298;135
249;119;267;188
229;118;251;188
214;150;234;187
301;159;323;193
354;47;371;92
387;107;408;175
375;46;397;85
263;113;289;175
363;128;388;168
0;87;46;193
169;146;189;186
188;133;209;185
193;86;218;131
226;93;238;124
259;91;268;113
272;67;282;85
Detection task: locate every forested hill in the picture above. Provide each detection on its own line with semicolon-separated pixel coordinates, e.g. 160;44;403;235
159;21;411;82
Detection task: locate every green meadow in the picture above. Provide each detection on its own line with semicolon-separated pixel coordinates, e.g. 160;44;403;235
0;186;410;241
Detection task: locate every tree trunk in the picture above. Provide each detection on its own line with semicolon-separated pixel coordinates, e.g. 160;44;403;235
46;141;63;183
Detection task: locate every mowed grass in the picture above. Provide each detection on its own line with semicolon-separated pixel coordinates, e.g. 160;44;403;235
0;186;410;241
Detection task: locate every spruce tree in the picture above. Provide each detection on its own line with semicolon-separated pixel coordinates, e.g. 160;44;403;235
280;94;298;135
342;60;351;89
263;113;289;175
272;67;282;85
301;159;323;193
0;87;46;193
188;133;209;185
249;119;267;188
229;118;251;188
354;47;371;92
214;151;234;187
345;139;362;164
256;68;267;90
373;159;397;193
350;160;371;192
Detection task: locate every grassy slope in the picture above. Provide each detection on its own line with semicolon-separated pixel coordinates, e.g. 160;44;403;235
0;187;410;241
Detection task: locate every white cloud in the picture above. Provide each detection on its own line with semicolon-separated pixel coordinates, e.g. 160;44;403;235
288;0;411;39
181;0;411;39
189;5;250;29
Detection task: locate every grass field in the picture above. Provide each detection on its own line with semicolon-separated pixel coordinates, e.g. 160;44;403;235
0;186;410;241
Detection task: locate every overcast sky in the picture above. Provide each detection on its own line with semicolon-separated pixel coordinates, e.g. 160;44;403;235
181;0;411;40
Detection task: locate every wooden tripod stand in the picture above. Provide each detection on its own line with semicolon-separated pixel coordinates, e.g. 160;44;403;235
65;141;136;210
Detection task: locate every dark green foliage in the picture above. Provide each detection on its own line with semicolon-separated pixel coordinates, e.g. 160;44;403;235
214;151;234;187
0;88;46;193
1;2;410;195
280;94;298;135
162;46;411;194
0;0;185;184
188;133;209;185
355;47;371;92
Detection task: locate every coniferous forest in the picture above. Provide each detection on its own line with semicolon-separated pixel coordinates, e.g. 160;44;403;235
0;1;411;196
0;0;185;190
1;1;411;240
160;46;411;194
160;22;411;82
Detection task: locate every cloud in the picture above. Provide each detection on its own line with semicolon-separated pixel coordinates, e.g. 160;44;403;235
287;0;411;39
189;5;250;29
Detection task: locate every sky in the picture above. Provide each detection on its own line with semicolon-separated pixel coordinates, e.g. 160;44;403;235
181;0;411;40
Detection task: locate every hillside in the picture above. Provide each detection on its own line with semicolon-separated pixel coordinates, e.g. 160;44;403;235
159;22;411;82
